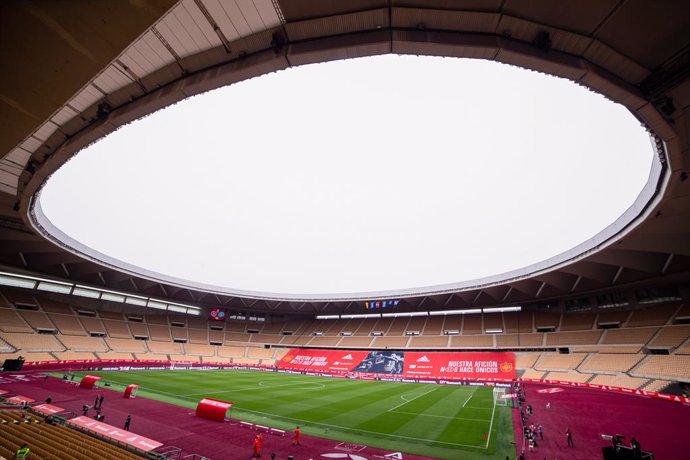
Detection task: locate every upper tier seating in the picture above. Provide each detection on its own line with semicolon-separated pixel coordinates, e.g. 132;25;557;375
57;335;107;352
536;354;585;371
0;332;64;352
625;304;677;327
46;314;86;335
648;325;690;349
630;355;690;380
0;308;32;333
588;374;649;389
578;353;643;374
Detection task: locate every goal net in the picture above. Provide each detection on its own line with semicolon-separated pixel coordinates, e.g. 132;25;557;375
493;386;508;406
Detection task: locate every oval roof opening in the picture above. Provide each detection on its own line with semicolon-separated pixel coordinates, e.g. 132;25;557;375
36;55;654;299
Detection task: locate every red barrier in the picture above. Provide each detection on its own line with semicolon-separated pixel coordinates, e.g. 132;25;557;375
123;384;139;399
195;398;232;422
79;374;101;389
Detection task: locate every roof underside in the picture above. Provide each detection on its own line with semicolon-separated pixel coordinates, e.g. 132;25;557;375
0;0;689;313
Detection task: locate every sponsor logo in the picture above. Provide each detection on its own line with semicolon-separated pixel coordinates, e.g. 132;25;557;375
500;362;513;372
321;454;367;460
341;354;353;360
416;355;430;362
536;387;564;394
409;365;416;369
282;354;294;362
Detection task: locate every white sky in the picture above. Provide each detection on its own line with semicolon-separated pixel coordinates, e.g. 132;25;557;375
39;55;653;297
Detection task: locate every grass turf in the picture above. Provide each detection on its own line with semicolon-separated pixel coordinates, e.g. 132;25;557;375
72;369;514;459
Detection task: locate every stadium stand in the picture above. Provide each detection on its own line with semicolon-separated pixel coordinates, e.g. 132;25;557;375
371;336;409;348
461;315;482;334
520;369;546;379
77;317;106;335
423;315;445;335
0;410;142;460
0;308;33;333
630;355;690;381
535;354;585;371
105;338;147;353
188;328;209;344
57;336;107;352
597;310;632;327
626;304;677;327
133;352;169;361
408;336;450;348
246;347;274;359
0;333;64;352
514;353;541;369
545;330;602;346
588;374;649;389
382;317;405;335
449;335;494;348
18;311;55;331
648;325;690;349
47;314;87;336
146;341;182;355
127;322;150;338
338;336;374;348
147;324;172;342
559;313;596;331
102;320;132;339
3;301;690;391
53;351;98;361
495;333;543;347
544;371;592;383
578;353;643;374
0;352;55;362
601;327;659;345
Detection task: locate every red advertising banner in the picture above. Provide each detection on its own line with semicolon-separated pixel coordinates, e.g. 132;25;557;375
68;416;163;452
278;349;515;380
403;351;516;380
278;349;370;374
33;403;65;415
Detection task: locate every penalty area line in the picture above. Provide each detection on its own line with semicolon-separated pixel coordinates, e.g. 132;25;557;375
388;386;439;412
390;411;491;423
485;398;497;449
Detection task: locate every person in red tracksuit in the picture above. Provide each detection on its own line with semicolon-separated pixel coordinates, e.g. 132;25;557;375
252;433;262;458
292;426;300;446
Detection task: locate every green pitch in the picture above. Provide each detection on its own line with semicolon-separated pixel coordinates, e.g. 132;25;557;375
75;369;515;459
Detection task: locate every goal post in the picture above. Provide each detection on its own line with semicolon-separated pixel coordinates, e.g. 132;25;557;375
493;386;508;406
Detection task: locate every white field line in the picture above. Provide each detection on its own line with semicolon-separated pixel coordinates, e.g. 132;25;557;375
387;386;439;412
236;406;487;449
184;381;325;397
485;398;497;449
390;411;490;423
102;374;490;450
462;388;477;408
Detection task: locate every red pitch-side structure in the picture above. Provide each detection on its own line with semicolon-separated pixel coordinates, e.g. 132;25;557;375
79;374;101;389
195;398;232;422
123;384;139;398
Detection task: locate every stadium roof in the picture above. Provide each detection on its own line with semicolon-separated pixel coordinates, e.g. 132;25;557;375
1;0;689;314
